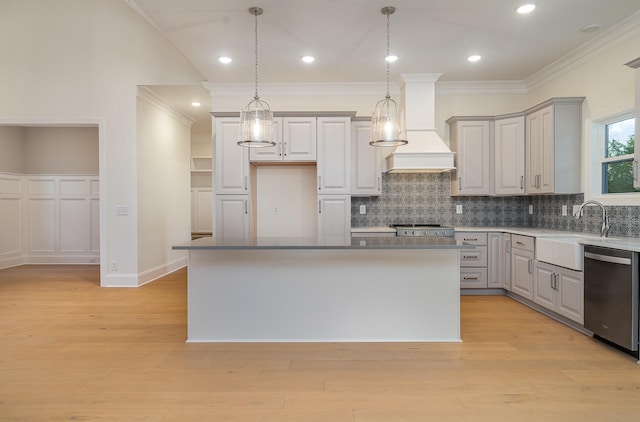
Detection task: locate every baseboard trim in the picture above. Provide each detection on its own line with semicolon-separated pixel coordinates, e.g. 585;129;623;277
26;255;100;265
0;255;26;270
138;257;187;286
102;273;139;287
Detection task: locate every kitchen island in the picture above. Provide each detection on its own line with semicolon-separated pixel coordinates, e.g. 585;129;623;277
173;236;473;343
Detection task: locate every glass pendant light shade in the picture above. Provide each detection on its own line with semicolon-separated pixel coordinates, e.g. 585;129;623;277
238;97;275;147
370;6;407;147
238;7;275;148
370;95;406;146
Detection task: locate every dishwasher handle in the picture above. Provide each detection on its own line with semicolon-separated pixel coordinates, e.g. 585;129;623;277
585;251;632;266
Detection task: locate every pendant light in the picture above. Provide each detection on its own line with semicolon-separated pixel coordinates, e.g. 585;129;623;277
370;6;407;147
238;7;275;148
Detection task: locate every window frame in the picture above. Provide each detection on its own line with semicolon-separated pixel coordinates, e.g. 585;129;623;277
588;110;638;205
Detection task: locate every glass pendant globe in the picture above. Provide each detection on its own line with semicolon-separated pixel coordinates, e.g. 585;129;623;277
238;97;275;147
370;96;407;147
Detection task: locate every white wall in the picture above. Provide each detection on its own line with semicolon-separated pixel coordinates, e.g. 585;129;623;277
136;95;192;285
0;0;205;286
256;166;318;238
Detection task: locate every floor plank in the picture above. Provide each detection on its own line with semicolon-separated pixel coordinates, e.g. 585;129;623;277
1;265;639;421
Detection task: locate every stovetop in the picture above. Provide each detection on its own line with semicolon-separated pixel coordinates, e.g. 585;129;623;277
391;224;455;237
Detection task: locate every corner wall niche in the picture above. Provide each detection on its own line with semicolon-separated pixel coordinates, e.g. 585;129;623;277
0;126;99;269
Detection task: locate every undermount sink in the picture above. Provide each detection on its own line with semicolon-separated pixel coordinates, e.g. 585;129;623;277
535;235;595;271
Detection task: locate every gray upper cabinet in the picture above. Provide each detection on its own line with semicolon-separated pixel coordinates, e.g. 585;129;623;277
525;98;583;195
494;116;525;195
448;119;492;196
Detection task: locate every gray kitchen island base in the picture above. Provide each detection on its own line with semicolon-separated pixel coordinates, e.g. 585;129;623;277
176;237;466;342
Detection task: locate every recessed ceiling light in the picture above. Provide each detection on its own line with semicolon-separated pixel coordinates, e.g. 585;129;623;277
218;56;232;64
385;54;398;63
581;23;602;33
301;56;315;63
516;3;536;14
467;55;482;63
191;101;201;107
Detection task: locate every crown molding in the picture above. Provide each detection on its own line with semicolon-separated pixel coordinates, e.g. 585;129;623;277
625;57;640;69
436;80;527;95
137;86;196;126
526;10;640;92
203;81;400;97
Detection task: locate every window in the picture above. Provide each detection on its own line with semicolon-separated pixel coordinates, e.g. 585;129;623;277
601;117;636;194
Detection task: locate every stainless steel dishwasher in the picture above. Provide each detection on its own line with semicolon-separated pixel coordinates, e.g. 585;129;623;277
584;245;639;352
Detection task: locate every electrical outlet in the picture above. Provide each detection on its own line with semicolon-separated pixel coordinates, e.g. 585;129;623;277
273;207;279;215
456;205;463;214
359;205;366;214
528;205;533;214
562;205;568;216
111;261;118;272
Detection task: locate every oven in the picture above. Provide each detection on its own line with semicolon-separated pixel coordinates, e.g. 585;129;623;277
391;224;455;237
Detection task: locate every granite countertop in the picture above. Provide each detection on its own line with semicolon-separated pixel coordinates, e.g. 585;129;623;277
351;226;640;252
173;236;475;251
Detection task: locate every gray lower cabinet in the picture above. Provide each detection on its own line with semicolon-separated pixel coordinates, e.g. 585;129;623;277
511;235;535;300
533;261;584;324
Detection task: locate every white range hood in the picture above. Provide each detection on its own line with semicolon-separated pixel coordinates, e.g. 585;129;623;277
385;73;455;173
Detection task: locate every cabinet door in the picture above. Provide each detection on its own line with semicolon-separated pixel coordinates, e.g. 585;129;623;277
494;116;525;195
317;117;351;194
487;233;502;288
215;195;249;241
249;118;283;162
451;120;491;196
283;117;317;161
533;261;556;310
556;268;584;324
526;106;554;194
511;248;534;300
317;195;351;240
215;118;249;194
502;233;511;290
351;121;383;196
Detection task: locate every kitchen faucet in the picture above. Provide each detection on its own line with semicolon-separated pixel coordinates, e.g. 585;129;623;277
574;200;610;237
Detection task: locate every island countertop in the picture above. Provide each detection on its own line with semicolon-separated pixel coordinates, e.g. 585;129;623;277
173;236;475;251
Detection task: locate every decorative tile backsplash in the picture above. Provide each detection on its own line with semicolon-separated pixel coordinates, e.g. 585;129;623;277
351;173;640;238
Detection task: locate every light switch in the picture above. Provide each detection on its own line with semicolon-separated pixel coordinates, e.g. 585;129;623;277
359;205;366;214
115;206;128;216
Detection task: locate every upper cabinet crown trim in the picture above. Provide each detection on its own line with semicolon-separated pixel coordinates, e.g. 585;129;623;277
211;111;356;118
446;97;585;124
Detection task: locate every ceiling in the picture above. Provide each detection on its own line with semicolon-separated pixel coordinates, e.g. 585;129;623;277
128;0;640;132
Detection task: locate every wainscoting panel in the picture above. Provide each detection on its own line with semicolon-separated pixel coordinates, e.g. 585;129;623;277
0;173;100;269
29;198;56;253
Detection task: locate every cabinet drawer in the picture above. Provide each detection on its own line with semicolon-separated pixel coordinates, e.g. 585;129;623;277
460;246;487;267
460;268;488;288
511;234;534;252
455;232;487;245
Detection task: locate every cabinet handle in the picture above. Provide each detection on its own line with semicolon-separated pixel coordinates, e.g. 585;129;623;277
459;177;462;191
244;176;248;190
378;176;381;191
464;237;478;241
516;241;525;246
520;175;524;189
244;200;248;214
283;141;287;157
528;259;533;274
462;255;477;259
463;276;479;280
318;176;321;190
318;200;322;214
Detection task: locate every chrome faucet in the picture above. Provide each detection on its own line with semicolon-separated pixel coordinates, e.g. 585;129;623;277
574;200;610;237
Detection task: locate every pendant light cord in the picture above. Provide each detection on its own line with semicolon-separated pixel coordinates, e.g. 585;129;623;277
385;10;391;100
254;9;259;101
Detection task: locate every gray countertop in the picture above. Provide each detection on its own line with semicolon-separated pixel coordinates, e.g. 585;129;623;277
352;226;640;252
173;236;475;251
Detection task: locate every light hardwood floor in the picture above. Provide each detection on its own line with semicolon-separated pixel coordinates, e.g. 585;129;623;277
1;265;639;421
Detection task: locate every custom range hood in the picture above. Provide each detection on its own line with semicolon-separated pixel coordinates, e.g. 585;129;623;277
384;73;455;173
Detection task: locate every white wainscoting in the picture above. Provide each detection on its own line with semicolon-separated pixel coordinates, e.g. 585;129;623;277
0;173;99;269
